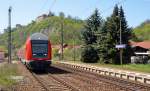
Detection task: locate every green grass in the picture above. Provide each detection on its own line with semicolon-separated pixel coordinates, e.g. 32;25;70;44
93;64;150;73
0;63;18;86
60;60;150;73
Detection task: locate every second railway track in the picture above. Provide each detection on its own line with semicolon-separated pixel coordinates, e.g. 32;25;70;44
53;63;150;91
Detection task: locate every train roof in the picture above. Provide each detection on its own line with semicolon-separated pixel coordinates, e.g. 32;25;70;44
30;33;48;40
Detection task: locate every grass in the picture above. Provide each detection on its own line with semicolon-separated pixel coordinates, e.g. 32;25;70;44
94;64;150;73
0;63;18;86
60;60;150;73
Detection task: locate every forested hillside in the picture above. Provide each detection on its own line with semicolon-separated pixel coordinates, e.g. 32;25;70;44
133;20;150;41
0;16;84;51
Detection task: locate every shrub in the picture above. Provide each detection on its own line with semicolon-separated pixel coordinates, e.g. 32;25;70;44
81;45;99;63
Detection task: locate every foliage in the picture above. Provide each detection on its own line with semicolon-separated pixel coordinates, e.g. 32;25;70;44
81;45;99;63
63;47;81;61
52;48;59;58
100;5;132;64
48;11;55;16
0;16;84;54
82;9;102;45
96;29;115;63
59;12;65;18
81;9;102;63
133;20;150;41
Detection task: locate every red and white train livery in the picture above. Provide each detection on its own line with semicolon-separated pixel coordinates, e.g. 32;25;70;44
17;33;52;70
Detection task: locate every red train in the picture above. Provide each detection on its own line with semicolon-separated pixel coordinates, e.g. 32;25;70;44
17;33;52;70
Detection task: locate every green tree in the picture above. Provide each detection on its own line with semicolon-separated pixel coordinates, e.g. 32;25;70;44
59;12;65;18
81;45;99;63
119;6;133;63
96;23;115;63
101;5;120;64
103;5;133;64
81;9;102;63
48;11;55;16
82;9;102;44
67;15;72;20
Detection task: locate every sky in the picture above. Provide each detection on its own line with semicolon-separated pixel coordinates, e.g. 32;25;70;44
0;0;150;33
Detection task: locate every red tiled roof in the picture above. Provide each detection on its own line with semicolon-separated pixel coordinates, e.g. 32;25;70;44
0;49;4;52
130;41;150;49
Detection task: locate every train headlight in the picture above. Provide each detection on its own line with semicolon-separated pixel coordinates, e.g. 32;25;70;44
33;54;36;56
44;54;47;56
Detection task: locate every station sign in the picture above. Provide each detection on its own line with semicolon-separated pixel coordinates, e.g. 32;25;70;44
115;44;126;48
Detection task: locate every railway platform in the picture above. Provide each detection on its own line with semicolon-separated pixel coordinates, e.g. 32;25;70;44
56;61;150;84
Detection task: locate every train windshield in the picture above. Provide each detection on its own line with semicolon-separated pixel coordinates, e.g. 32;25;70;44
32;40;48;58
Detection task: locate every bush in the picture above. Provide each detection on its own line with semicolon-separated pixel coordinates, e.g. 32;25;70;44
81;45;99;63
52;48;60;60
63;47;81;61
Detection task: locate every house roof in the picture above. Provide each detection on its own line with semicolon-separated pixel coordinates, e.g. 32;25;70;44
130;41;150;49
0;49;4;52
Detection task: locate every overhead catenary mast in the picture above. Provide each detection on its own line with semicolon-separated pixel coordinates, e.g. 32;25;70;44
8;6;12;63
61;18;64;60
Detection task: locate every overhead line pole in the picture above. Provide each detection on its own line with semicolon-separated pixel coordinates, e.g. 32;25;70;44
73;18;77;61
119;15;123;66
8;6;12;63
61;18;64;60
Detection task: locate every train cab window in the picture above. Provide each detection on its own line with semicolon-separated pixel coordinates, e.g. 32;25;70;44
32;40;48;58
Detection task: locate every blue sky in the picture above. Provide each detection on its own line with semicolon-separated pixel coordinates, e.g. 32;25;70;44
0;0;150;33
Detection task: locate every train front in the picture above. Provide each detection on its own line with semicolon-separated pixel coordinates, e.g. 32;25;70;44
25;33;52;70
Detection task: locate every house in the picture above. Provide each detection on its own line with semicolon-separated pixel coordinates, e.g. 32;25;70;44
130;41;150;64
0;49;5;62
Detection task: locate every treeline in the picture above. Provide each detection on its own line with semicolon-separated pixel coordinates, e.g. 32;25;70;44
81;5;133;64
133;20;150;42
0;13;84;51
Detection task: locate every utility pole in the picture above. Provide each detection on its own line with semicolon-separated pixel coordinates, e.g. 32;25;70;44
73;18;77;61
73;33;76;61
8;6;12;63
119;13;123;66
61;18;64;60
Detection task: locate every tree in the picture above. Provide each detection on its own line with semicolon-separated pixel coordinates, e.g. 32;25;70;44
96;22;115;63
67;15;72;19
120;6;132;44
103;5;133;64
81;45;99;63
59;12;65;18
98;5;120;64
82;9;102;45
81;9;103;63
48;11;55;17
119;6;133;63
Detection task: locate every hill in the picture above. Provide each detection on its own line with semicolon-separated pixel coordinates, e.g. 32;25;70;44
133;20;150;41
0;16;84;51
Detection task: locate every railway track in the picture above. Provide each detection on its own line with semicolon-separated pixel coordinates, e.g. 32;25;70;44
30;72;50;91
16;62;77;91
48;72;79;91
48;65;125;91
16;62;150;91
30;65;125;91
30;68;78;91
54;63;150;91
